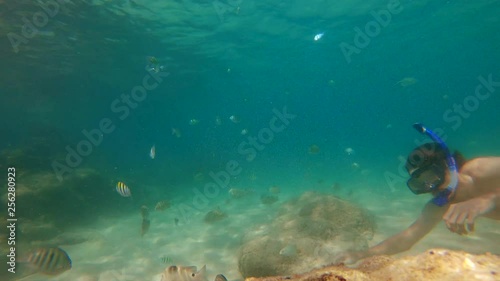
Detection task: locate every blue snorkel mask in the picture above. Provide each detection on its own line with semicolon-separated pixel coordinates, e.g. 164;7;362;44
408;124;459;206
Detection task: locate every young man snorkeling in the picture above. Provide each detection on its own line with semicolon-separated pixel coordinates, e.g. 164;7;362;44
337;123;500;264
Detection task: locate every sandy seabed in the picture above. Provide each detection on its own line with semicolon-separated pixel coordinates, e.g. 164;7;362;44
14;180;500;281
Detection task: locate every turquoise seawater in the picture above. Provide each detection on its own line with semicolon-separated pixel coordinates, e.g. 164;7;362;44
0;0;499;280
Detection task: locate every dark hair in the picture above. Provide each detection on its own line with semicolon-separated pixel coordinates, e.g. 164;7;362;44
405;142;466;173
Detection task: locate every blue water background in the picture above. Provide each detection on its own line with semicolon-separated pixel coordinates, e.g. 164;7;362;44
0;0;499;216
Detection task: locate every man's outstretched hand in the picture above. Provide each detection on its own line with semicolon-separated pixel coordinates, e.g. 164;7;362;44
443;195;495;235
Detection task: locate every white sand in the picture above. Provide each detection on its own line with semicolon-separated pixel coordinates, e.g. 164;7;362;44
17;174;500;281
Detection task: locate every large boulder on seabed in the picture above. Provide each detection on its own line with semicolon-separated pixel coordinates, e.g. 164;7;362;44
238;191;376;278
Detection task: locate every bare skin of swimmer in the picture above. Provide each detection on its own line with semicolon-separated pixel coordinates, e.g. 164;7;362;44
338;157;500;263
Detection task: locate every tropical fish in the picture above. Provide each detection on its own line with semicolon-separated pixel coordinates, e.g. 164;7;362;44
308;144;320;154
146;56;165;73
172;128;182;138
116;181;131;197
148;56;159;65
150;145;156;159
189;119;200;125
269;186;280;194
140;205;149;219
203;207;227;224
215;274;228;281
155;200;170;211
229;115;240;123
331;182;341;191
215;116;222;126
279;244;298;257
26;247;72;275
228;188;254;199
395;77;417;87
260;194;278;205
314;32;324;41
161;265;208;281
161;255;173;264
141;219;150;237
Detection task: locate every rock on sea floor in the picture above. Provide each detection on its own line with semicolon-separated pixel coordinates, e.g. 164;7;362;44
245;248;500;281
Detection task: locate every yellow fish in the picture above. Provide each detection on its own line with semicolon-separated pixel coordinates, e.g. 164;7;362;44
116;181;131;197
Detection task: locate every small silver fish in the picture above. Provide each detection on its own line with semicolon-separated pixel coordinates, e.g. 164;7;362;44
161;265;207;281
314;32;324;41
150;145;156;159
229;115;240;123
27;247;72;275
172;128;182;138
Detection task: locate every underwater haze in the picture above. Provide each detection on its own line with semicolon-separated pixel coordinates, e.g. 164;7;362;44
0;0;499;280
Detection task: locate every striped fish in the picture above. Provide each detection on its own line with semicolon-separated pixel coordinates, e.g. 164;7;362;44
140;205;149;219
116;181;131;197
27;247;72;275
160;255;173;264
155;200;170;211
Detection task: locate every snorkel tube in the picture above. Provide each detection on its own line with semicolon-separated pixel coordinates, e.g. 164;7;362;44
413;123;459;206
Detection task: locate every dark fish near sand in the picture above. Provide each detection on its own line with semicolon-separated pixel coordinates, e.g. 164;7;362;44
228;188;254;199
141;219;150;237
116;181;131;197
260;194;278;205
308;144;320;154
269;186;280;194
215;274;228;281
141;205;149;219
27;247;72;275
203;207;227;224
161;265;207;281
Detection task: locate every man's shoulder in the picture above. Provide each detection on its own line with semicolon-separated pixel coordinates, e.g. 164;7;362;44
461;157;500;180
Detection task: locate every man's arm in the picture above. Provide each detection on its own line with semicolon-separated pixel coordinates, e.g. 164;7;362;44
367;202;444;256
443;188;500;234
443;157;500;234
338;202;446;263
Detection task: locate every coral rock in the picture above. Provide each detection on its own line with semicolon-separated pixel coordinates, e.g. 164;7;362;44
245;249;500;281
239;192;376;278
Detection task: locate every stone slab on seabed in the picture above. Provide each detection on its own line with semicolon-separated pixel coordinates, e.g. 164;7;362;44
245;248;500;281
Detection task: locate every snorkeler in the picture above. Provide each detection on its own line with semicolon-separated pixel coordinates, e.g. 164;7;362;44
337;124;500;264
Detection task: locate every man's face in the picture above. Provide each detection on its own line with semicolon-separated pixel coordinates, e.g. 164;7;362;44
407;164;445;194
